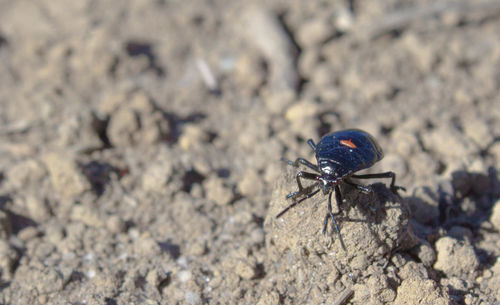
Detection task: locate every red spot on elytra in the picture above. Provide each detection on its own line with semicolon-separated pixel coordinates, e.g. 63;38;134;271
340;139;357;149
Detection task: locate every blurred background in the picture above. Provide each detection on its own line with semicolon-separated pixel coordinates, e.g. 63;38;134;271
1;0;500;304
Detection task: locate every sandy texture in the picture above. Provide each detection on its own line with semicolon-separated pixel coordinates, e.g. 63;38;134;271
1;0;500;304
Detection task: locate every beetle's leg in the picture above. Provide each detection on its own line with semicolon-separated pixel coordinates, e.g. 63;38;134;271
344;178;372;193
276;189;320;218
285;171;319;199
351;172;406;192
322;187;346;250
307;139;316;151
280;157;319;172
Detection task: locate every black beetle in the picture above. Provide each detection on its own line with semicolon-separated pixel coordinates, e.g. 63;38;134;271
277;129;404;247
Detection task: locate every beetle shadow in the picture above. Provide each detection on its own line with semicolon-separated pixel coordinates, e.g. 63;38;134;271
398;166;500;301
335;182;401;226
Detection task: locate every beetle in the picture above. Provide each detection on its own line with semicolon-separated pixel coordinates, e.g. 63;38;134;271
277;129;405;247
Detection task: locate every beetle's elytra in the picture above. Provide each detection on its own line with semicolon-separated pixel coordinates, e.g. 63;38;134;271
277;129;405;249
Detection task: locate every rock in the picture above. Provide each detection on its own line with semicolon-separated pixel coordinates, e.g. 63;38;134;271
257;290;280;305
106;215;126;233
434;236;479;278
297;17;332;47
412;241;436;267
238;169;264;198
398;261;429;280
0;210;12;239
5;159;46;190
264;90;295;115
204;176;233;206
462;116;493;148
43;151;90;199
265;167;411;274
284;100;320;139
489;198;500;231
56;110;104;152
394;278;450;305
134;232;161;256
107;91;169;147
24;194;50;222
0;239;18;281
70;204;104;227
179;124;209;151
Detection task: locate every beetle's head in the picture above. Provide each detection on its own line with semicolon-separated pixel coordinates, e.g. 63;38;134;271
317;174;338;194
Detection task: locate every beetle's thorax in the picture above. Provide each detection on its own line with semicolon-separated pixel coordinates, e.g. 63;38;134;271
318;159;341;178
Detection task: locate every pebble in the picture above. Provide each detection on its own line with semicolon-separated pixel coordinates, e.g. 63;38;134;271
25;194;50;222
490;198;500;231
43;151;90;199
462;118;493;148
178;270;192;283
0;239;17;281
0;210;12;239
5;159;46;190
234;259;256;279
134;232;161;256
238;169;263;198
106;215;126;233
297;17;332;47
204;176;233;206
70;204;104;227
434;236;479;277
179;124;209;151
394;278;449;305
412;241;436;267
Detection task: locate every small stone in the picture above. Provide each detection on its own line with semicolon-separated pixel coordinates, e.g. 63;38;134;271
178;270;192;283
179;124;209;151
0;239;17;281
185;291;200;305
398;261;429;280
24;194;50;222
333;7;354;32
434;236;479;277
462;117;493;148
284;100;319;138
234;260;256;280
234;54;266;94
297;17;332;47
142;162;173;194
204;176;233;206
413;241;436;267
107;106;140;147
238;169;264;198
106;215;126;233
146;269;162;287
56;110;104;152
45;222;65;244
489;199;500;231
257;290;280;305
394;278;449;305
134;232;161;256
5;159;46;190
43;151;90;199
264;90;295;114
401;34;434;73
70;205;103;227
0;210;12;239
